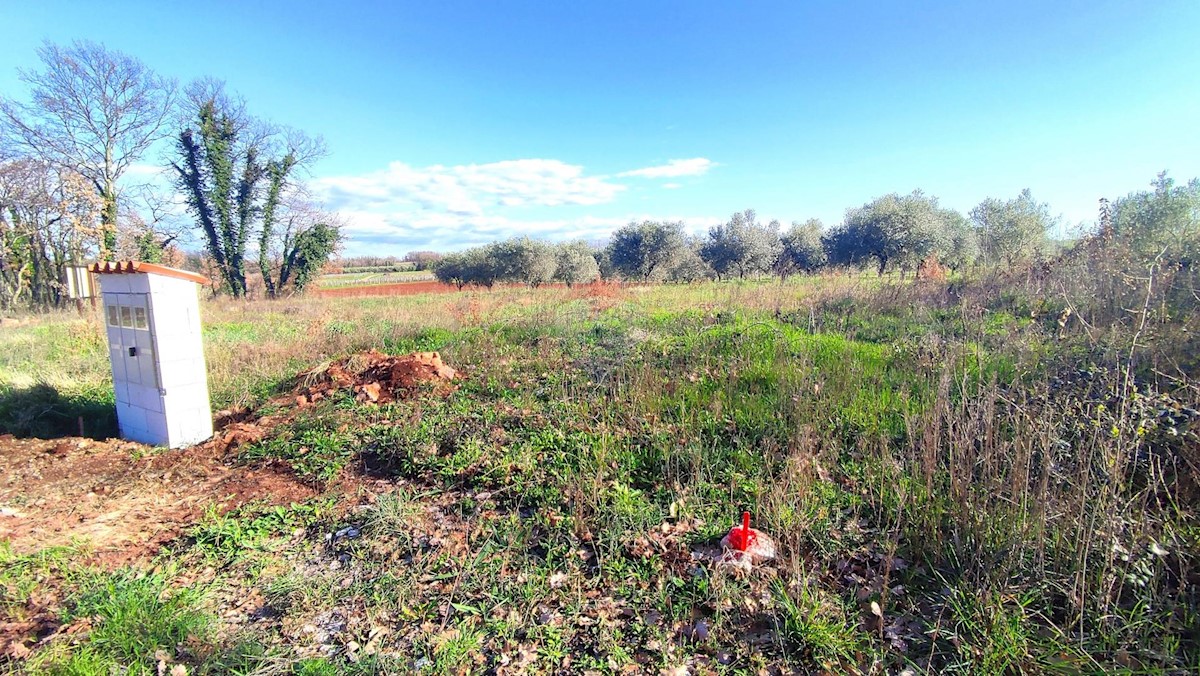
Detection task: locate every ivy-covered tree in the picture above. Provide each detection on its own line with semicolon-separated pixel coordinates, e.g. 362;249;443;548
172;83;326;297
259;195;343;296
278;221;341;293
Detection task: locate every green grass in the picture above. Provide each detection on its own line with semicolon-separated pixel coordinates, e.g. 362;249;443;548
28;569;214;675
3;275;1198;673
188;500;332;564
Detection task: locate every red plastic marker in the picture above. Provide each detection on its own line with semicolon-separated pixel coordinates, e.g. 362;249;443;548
728;511;758;551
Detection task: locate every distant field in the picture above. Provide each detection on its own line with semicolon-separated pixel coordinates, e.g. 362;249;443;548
313;279;455;298
316;269;434;288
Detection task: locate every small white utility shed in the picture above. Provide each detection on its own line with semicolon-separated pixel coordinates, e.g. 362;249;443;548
91;261;213;448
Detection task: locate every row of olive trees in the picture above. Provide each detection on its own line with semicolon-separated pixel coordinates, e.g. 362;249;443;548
436;172;1196;292
606;191;1056;284
434;239;601;289
0;40;343;305
617;191;1056;283
430;190;1058;289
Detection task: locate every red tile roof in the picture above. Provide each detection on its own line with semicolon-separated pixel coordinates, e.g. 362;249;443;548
90;261;209;286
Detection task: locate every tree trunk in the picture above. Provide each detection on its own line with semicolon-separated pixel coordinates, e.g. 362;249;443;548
101;181;118;261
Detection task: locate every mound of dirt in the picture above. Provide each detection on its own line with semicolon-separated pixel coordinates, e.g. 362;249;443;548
295;350;459;405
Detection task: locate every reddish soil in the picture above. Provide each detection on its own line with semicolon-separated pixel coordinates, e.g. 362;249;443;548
0;349;469;661
0;349;463;567
0;434;317;567
295;349;459;405
312;280;626;299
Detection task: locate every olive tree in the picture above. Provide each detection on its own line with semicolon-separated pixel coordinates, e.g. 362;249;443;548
834;191;950;275
435;246;503;289
970;189;1052;267
940;209;980;271
666;236;715;282
434;251;471;289
700;210;781;279
554;240;601;287
606;220;688;282
776;218;827;278
1108;172;1199;266
491;236;558;287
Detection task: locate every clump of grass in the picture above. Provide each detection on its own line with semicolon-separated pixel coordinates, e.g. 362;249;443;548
29;569;213;674
772;578;862;669
364;488;423;537
239;407;358;484
188;501;328;564
0;542;86;613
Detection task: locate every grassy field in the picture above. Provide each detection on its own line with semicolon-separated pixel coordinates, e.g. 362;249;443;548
316;269;436;288
1;274;1197;674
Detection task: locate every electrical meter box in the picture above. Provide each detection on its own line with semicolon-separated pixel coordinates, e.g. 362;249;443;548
91;261;213;448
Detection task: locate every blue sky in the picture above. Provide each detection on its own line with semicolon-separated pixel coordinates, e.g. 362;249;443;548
3;1;1199;255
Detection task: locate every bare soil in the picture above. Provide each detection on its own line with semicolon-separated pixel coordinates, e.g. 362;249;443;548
0;349;464;566
0;434;317;567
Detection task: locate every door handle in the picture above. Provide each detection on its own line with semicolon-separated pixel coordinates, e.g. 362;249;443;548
128;347;137;357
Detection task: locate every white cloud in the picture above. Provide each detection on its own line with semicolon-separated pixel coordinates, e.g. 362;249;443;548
315;159;624;217
313;156;719;256
618;158;716;179
337;211;632;254
662;183;683;190
334;209;723;256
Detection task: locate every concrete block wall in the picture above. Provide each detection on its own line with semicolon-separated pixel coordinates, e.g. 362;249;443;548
98;270;213;448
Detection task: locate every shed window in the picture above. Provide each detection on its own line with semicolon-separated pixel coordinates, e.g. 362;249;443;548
107;303;151;331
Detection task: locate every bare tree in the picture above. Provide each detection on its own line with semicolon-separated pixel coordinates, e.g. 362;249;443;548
0;40;177;259
0;159;104;309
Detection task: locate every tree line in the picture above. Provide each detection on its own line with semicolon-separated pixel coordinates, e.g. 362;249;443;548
433;178;1198;290
433;191;1056;287
0;41;343;310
